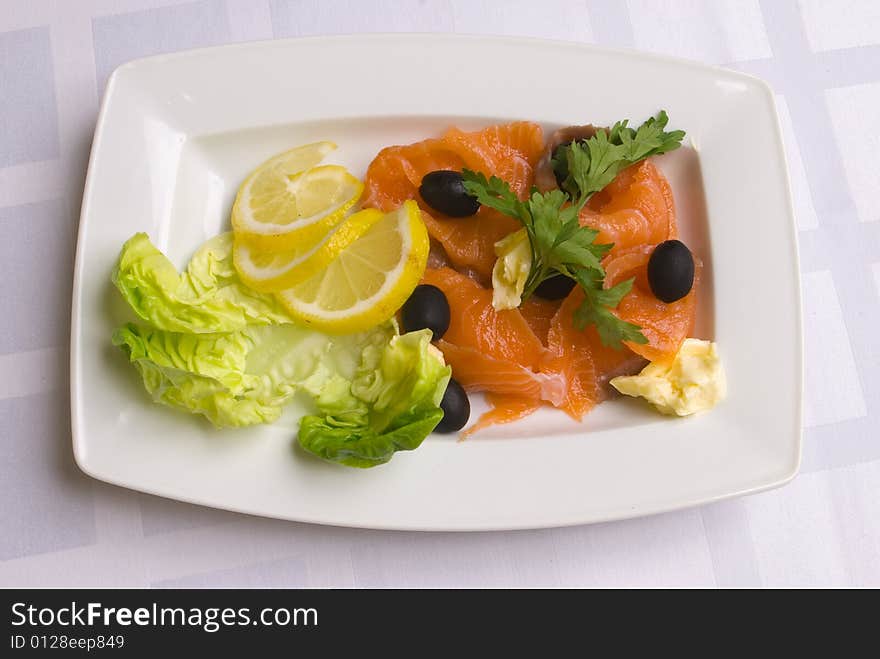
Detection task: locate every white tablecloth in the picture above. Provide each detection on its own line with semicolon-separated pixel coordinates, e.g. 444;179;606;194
1;0;878;588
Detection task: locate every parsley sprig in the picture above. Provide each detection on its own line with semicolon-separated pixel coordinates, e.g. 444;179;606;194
553;110;685;200
462;110;685;349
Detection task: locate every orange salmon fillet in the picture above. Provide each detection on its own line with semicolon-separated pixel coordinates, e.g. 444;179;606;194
603;245;700;362
422;268;568;408
368;122;697;434
460;394;543;439
364;122;544;280
580;160;676;253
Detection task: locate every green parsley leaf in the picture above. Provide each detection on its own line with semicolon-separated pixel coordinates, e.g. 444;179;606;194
572;270;647;348
460;171;525;223
527;190;568;254
459;111;683;349
594;277;635;308
552;229;605;271
575;302;649;348
556;110;685;200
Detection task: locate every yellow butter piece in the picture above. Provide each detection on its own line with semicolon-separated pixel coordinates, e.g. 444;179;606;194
610;338;726;416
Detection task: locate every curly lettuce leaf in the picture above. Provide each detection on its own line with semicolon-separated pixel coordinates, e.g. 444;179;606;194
111;233;450;466
112;320;451;466
112;232;293;333
297;329;451;468
242;323;395;407
112;322;396;428
297;411;444;468
112;324;278;427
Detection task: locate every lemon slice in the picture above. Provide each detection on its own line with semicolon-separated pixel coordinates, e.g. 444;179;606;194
232;142;363;251
234;208;384;292
276;200;429;334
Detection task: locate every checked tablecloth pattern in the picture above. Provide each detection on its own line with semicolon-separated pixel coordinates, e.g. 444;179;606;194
1;0;878;587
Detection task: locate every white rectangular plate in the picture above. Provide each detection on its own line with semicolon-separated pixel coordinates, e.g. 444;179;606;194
72;35;802;531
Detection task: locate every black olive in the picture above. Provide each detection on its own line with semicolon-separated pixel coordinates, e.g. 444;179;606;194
401;284;450;339
534;272;576;300
419;171;480;217
647;240;695;303
435;378;470;433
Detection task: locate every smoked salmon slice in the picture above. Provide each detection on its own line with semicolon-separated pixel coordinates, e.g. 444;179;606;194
519;296;560;346
547;289;636;420
421;267;546;370
434;340;566;407
579;160;676;253
370;121;698;434
420;210;520;284
603;244;700;362
439;239;698;428
363;140;461;210
460;393;543;438
364;122;544;280
421;267;568;408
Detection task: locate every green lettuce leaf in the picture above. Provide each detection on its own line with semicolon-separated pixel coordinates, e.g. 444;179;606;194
297;411;444;468
297;329;451;468
112;324;279;427
112;321;397;428
112;232;293;333
111;233;451;467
